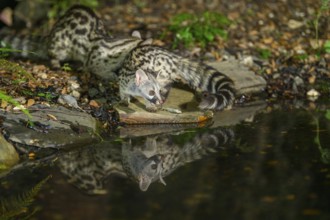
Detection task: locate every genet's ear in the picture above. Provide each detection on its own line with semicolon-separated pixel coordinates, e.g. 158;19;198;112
135;69;148;86
139;175;152;191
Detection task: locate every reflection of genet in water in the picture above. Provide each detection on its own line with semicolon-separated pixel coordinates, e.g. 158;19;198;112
57;127;235;194
122;128;235;191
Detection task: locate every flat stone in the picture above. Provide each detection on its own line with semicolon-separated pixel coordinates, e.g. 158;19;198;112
207;60;267;95
115;87;213;125
0;105;98;149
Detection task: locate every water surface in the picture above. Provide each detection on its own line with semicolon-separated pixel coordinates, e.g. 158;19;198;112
1;103;330;220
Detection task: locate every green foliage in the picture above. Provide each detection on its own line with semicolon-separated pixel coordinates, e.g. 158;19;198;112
36;92;57;102
0;176;51;220
258;48;272;60
165;11;231;49
0;43;37;59
47;0;99;19
326;110;330;120
294;53;309;61
61;63;73;72
312;0;329;51
313;116;330;164
323;40;330;54
0;91;32;121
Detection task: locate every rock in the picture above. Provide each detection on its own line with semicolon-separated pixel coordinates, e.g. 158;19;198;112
288;19;304;29
0;134;19;171
207;60;267;95
88;87;99;98
293;76;304;93
307;89;320;101
242;56;254;67
0;105;98;149
58;94;81;110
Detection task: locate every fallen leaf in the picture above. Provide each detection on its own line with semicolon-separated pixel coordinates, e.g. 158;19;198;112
26;99;35;107
89;100;100;108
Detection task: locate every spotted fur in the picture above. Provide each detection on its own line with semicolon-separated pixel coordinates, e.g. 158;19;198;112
0;5;150;80
118;45;236;111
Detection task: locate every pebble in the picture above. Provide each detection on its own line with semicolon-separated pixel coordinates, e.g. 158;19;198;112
71;90;81;99
14;97;26;104
307;89;320;97
242;56;254;67
13;105;26;111
294;76;304;87
58;94;81;109
88;88;99;98
293;76;304;93
288;19;304;29
69;81;80;90
39;73;48;79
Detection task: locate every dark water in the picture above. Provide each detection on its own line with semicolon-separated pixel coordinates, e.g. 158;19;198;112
1;103;330;220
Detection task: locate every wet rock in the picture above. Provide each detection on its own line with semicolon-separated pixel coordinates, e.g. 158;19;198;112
208;60;267;95
0;134;19;171
0;105;98;149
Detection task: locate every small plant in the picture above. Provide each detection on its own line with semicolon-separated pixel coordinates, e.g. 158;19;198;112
0;91;32;121
323;40;330;54
36;92;57;102
0;176;51;220
313;116;330;164
165;11;231;49
326;110;330;120
312;0;329;52
258;48;272;60
61;63;72;72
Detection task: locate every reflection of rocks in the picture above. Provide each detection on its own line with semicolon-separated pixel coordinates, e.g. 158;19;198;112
56;126;235;194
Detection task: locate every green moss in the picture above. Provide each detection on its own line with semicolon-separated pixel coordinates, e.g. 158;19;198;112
0;59;35;82
258;48;272;60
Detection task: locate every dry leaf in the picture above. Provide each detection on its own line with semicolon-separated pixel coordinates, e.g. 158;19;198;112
26;99;35;107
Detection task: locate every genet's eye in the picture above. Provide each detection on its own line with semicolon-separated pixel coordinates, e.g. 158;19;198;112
149;90;155;96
